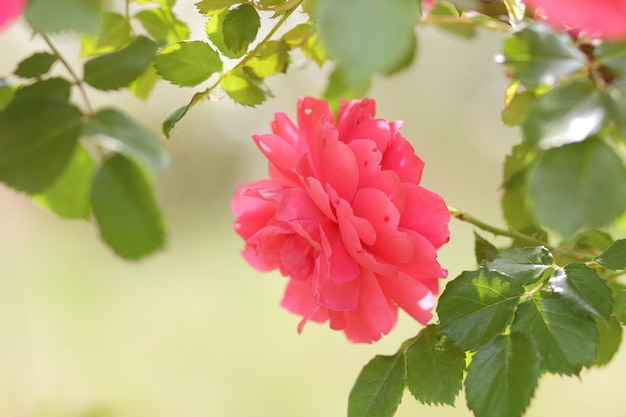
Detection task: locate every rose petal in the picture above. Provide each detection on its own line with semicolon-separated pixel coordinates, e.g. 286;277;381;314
320;220;360;283
297;96;334;152
379;274;434;324
352;187;401;231
382;132;424;184
400;184;451;249
345;119;391;153
253;134;301;184
271;112;303;152
336;98;376;140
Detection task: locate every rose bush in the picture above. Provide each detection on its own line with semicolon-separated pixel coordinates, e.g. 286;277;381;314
524;0;626;40
0;0;26;30
232;97;450;343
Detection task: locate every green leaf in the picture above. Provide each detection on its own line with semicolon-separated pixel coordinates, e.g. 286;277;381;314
91;154;165;259
80;12;132;57
206;8;244;59
128;65;160;101
485;246;554;286
318;0;418;83
195;0;242;14
33;145;96;219
347;352;406;417
596;239;626;270
0;86;16;111
613;290;626;323
548;264;612;319
501;22;586;88
220;69;268;106
0;97;82;193
25;0;103;33
522;79;609;149
245;40;290;78
501;142;538;231
427;2;476;39
322;65;372;112
595;41;626;76
84;36;158;90
473;232;499;265
222;4;260;55
84;108;170;173
512;291;598;374
135;7;190;44
606;79;626;137
163;105;189;137
465;333;540;417
437;268;525;351
567;229;614;256
14;52;58;79
155;41;223;87
528;138;626;237
405;324;465;406
593;316;623;367
501;90;534;127
282;22;314;48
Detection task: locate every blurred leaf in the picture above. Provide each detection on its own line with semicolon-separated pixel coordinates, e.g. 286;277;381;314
595;239;626;270
196;0;242;15
613;290;626;323
84;108;170;173
605;79;626;137
282;22;314;47
84;36;158;90
0;94;82;193
465;333;540;417
405;324;465;406
220;69;268;106
25;0;103;33
501;90;534;127
428;2;476;39
567;229;613;255
502;22;586;88
548;264;612;320
528;139;626;237
318;0;418;83
300;31;327;66
162;92;207;137
245;40;290;78
522;79;608;149
135;7;190;44
473;232;499;264
595;41;626;76
14;52;58;79
501;142;538;231
347;352;406;417
485;246;553;286
322;65;372;112
592;316;622;367
0;86;16;111
14;77;72;102
438;268;524;351
128;65;160;100
155;41;223;87
81;12;132;57
136;0;176;7
512;291;598;374
91;154;165;259
34;145;96;219
223;4;260;54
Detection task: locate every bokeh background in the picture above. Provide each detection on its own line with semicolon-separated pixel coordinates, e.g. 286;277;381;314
1;3;625;417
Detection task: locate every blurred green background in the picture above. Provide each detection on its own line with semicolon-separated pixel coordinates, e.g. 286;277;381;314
1;3;625;417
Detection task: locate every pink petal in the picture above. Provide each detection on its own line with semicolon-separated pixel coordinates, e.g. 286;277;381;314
232;181;282;239
400;184;450;249
369;231;417;265
295;156;337;222
279;234;315;281
281;278;329;331
348;139;383;186
345;119;391;153
366;171;406;214
336;98;376;140
253;134;301;184
297;96;334;152
397;229;448;280
320;219;360;283
244;225;291;271
352;187;401;232
271;112;303;152
381;132;424;184
275;188;326;249
0;0;25;30
378;274;435;324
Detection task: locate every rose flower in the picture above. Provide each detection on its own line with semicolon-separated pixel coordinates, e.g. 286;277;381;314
232;97;450;343
0;0;26;31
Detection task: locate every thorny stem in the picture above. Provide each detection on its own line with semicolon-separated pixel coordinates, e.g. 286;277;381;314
40;33;95;117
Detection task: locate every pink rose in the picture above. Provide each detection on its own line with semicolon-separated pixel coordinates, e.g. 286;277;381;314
524;0;626;40
0;0;26;31
232;97;450;343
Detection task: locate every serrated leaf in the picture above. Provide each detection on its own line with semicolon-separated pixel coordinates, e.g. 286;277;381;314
155;41;222;87
195;0;241;15
595;41;626;76
84;36;157;90
596;239;626;270
91;154;165;259
135;7;190;44
318;0;418;83
501;90;534;127
220;69;268;106
405;324;465;406
437;268;525;351
34;145;96;219
613;290;626;323
347;352;405;417
522;79;609;149
512;291;598;374
528;138;626;237
206;8;244;59
0;97;82;193
322;65;372;112
245;40;290;78
485;246;553;286
84;108;170;173
548;264;612;319
502;22;586;88
222;4;260;55
473;232;499;265
25;0;103;33
465;333;540;417
593;316;622;367
80;12;132;57
14;52;58;79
